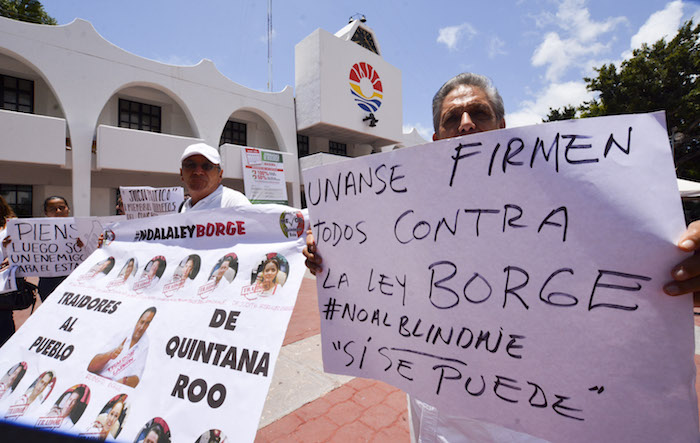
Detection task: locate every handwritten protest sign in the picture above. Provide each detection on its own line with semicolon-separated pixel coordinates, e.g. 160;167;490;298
242;147;289;204
304;112;699;442
120;186;184;220
7;216;125;278
0;205;307;442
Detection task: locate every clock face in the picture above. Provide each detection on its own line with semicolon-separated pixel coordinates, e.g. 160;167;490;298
351;27;379;55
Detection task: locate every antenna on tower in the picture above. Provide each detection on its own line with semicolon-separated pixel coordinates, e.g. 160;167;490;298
267;0;273;91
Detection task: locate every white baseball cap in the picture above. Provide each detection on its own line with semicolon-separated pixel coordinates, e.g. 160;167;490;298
181;143;221;165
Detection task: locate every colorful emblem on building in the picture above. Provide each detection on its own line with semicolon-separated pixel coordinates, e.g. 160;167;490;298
349;62;383;112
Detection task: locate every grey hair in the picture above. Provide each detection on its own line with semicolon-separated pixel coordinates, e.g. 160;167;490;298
432;73;505;133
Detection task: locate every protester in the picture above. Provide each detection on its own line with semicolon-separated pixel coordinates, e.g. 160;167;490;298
87;307;156;388
0;196;16;345
303;72;700;442
179;143;250;211
38;196;83;302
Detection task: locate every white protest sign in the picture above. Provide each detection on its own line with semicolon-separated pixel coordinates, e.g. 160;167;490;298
120;186;185;220
7;216;125;278
304;112;699;442
0;205;308;442
241;147;288;204
0;266;17;294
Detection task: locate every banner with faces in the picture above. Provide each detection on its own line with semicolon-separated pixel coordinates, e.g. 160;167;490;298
0;204;307;442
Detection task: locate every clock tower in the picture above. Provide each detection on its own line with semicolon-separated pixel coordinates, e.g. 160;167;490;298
295;19;403;160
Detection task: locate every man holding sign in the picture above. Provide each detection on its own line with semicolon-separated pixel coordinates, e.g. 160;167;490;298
179;143;250;212
303;72;700;442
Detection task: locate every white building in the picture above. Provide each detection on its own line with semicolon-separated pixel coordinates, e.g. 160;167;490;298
0;16;424;216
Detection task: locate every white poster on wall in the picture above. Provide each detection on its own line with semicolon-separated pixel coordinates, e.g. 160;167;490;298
303;112;699;443
241;148;288;204
120;186;185;220
0;204;308;442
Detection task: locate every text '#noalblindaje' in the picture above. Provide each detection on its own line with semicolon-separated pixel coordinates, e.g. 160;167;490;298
133;221;246;242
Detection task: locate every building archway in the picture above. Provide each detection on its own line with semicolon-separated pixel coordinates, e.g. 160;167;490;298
218;107;284;151
96;82;199;138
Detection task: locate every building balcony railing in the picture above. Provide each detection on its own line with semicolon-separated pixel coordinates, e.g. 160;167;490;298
96;125;202;174
299;152;352;171
0;109;66;166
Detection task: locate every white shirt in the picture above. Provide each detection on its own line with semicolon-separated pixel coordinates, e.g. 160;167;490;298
96;333;149;383
410;396;549;443
180;185;250;212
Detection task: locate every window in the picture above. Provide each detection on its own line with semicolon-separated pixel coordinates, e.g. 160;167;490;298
220;120;247;146
351;27;379;55
0;184;32;217
329;140;347;156
297;134;309;157
0;74;34;113
118;98;161;132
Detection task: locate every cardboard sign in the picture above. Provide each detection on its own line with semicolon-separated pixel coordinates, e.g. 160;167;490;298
241;148;288;204
7;216;125;277
120;187;184;220
303;112;699;442
0;205;308;442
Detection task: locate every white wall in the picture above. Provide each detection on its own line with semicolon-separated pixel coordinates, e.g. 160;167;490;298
0;17;301;212
295;27;403;144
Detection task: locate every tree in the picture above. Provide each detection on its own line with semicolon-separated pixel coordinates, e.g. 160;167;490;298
545;20;700;180
0;0;56;25
543;105;577;122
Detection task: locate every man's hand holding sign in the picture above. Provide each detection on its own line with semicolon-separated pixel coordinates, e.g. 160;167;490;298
303;73;700;442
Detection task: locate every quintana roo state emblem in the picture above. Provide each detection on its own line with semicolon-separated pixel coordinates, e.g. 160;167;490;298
349;62;383;112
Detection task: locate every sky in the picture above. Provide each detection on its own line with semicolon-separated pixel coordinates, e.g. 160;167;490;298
39;0;700;141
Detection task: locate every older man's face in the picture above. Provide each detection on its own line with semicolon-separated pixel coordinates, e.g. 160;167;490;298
434;85;505;141
180;154;222;202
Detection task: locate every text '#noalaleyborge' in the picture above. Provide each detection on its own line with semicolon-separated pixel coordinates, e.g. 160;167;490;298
133;221;246;242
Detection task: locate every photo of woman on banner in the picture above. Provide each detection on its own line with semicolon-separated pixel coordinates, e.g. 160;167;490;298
133;417;171;443
0;361;27;401
4;370;55;420
242;253;288;300
38;383;90;430
82;257;116;281
194;429;227;443
87;307;156;388
82;393;128;440
163;254;200;296
134;256;166;291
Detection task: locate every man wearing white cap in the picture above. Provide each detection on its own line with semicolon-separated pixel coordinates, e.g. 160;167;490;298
179;143;250;212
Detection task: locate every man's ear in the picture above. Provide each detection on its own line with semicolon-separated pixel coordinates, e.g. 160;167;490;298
218;167;223;182
499;118;506;129
432;133;439;141
179;169;184;182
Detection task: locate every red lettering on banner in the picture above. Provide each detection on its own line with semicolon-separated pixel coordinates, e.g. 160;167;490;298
193;221;246;237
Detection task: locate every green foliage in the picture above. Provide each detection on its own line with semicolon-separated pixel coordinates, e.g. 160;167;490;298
544;105;577;122
545;20;700;180
0;0;56;25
